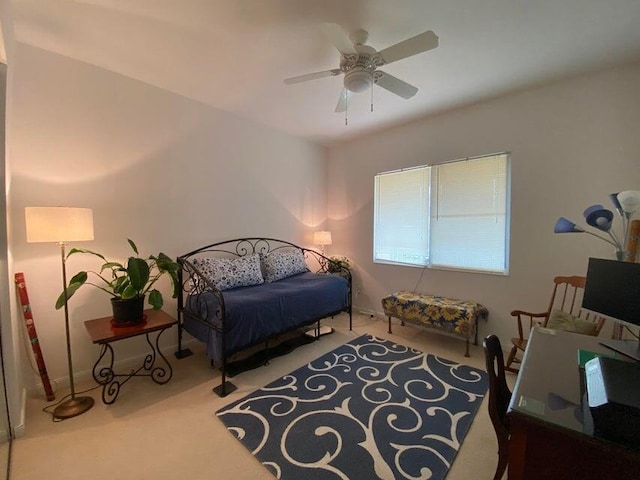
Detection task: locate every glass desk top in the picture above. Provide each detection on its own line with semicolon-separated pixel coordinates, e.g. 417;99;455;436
508;327;626;436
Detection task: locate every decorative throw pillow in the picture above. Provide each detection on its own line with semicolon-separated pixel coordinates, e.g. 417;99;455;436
262;250;309;282
547;309;598;336
193;254;264;291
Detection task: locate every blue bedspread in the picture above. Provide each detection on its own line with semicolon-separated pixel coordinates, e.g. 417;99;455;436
183;272;349;362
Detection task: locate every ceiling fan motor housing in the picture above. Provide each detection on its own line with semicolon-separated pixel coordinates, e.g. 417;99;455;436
341;43;382;93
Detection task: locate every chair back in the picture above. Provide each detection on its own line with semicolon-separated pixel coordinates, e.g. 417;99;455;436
484;334;511;480
484;334;511;436
543;276;606;334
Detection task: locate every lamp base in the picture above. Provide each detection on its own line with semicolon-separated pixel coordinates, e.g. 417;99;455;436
53;395;94;420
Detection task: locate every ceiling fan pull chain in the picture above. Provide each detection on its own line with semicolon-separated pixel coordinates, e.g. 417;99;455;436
371;81;374;112
345;92;348;125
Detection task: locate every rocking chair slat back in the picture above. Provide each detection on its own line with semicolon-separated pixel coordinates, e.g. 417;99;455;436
506;275;606;373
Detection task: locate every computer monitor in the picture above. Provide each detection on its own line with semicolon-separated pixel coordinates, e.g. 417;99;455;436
582;257;640;361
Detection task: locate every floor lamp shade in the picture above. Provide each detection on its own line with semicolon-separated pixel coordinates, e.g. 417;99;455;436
25;207;94;243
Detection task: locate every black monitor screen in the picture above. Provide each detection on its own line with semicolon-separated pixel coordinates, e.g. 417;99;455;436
582;257;640;328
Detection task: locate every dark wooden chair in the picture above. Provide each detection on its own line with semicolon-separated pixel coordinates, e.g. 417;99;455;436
505;275;606;373
483;334;511;480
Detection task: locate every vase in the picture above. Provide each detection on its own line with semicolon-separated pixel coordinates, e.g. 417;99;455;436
111;296;145;326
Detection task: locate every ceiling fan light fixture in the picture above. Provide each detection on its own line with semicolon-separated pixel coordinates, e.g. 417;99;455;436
344;67;372;93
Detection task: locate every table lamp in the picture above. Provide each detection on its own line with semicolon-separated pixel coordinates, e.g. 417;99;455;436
25;206;95;420
313;231;332;255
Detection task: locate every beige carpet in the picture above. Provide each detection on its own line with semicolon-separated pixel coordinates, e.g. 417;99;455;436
10;313;511;480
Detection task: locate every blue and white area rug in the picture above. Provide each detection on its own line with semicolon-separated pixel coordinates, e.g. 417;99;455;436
216;334;488;480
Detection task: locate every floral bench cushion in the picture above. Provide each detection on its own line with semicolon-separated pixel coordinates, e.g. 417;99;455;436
382;291;488;342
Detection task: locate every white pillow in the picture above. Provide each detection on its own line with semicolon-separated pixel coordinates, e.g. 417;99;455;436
262;250;309;282
547;309;598;336
193;254;264;291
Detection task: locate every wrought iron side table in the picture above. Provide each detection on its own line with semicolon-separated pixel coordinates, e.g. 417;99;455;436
84;309;177;404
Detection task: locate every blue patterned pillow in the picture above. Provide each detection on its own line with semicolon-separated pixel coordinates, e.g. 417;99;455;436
193;254;264;291
263;250;309;282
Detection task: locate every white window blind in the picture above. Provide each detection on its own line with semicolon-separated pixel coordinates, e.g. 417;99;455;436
374;167;430;266
373;153;510;274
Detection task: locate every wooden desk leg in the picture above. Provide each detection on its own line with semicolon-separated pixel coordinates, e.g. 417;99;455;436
508;418;528;480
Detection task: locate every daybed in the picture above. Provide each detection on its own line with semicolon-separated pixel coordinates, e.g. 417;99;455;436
176;237;352;396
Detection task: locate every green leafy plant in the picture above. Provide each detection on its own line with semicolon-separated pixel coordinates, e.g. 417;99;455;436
327;255;351;273
55;239;181;311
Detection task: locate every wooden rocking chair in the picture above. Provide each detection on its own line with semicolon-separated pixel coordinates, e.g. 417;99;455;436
505;275;606;373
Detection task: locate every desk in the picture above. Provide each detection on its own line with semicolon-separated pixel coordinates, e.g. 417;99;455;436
84;309;177;404
508;327;640;479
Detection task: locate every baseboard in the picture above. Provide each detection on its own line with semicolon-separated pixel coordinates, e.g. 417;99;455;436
358;309;383;318
12;387;26;439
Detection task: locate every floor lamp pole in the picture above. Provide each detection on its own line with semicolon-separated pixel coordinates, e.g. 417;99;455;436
53;241;94;420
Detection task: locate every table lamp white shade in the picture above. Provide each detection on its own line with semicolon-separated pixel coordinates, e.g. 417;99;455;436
313;231;332;246
25;207;94;243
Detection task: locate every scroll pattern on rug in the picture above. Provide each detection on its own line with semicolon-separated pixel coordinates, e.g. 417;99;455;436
216;334;488;480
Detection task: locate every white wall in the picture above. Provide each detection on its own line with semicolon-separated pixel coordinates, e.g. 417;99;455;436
7;43;328;391
326;62;640;346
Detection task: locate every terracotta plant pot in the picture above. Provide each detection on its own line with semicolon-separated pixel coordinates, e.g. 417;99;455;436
111;295;145;326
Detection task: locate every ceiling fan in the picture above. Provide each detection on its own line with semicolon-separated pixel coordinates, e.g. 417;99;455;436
284;23;439;112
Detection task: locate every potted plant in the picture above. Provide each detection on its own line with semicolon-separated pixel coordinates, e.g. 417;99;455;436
327;255;351;275
56;239;181;326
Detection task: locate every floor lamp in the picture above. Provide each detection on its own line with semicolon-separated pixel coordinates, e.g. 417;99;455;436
25;207;95;420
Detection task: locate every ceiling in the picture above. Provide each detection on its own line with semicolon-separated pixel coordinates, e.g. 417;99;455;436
5;0;640;145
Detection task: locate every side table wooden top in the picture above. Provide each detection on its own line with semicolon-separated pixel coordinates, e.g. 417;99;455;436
84;308;177;344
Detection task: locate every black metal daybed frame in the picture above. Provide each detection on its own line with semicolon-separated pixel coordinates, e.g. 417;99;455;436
175;237;352;396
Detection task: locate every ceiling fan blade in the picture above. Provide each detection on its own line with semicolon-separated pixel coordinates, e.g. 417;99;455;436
335;89;349;112
323;23;357;55
378;30;439;65
284;69;342;85
376;72;418;99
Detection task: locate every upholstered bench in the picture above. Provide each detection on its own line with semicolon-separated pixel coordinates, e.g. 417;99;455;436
382;291;489;357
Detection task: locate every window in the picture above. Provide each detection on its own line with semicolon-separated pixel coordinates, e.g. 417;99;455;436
373;153;510;274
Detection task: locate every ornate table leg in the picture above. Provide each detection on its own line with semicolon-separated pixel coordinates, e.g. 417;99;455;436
92;343;122;405
92;343;114;385
145;328;173;385
91;328;174;404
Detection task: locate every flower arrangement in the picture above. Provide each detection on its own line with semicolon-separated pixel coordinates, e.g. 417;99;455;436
327;255;351;273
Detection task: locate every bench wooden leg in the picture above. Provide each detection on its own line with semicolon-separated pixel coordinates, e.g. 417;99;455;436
465;339;470;357
388;316;392;334
474;317;479;346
